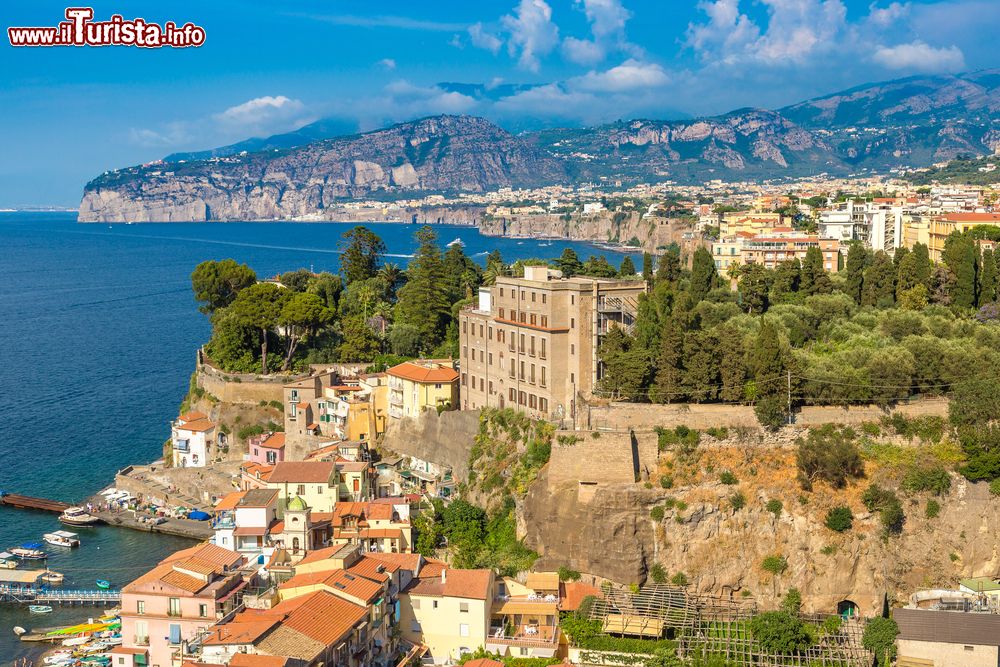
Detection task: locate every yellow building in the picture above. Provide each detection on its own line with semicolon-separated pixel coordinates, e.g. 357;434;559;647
918;213;1000;262
718;212;785;237
319;384;376;442
399;567;495;665
386;360;459;421
265;461;339;513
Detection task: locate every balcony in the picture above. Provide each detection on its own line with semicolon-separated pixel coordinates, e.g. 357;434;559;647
211;516;236;530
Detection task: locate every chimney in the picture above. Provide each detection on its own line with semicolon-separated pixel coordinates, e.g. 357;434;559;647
441;569;447;584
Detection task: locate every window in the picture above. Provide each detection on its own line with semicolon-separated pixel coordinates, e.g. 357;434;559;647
571;344;575;355
489;326;493;340
433;600;439;609
509;360;515;378
499;288;504;297
488;381;493;394
571;317;575;328
137;600;145;615
462;345;467;358
520;312;526;323
571;373;575;384
462;321;467;334
519;334;525;353
540;339;547;358
317;485;323;494
542;294;547;304
571;294;575;305
488;353;493;365
412;599;420;609
531;292;536;302
521;291;525;300
530;336;536;356
134;620;148;646
541;316;548;328
540;398;548;413
460;602;469;613
199;604;208;618
168;597;181;617
479;324;484;337
509;388;516;402
519;391;526;405
296;484;305;495
529;394;537;409
499;307;505;319
462;373;467;386
541;367;546;387
520;361;525;380
530;314;536;326
435;383;442;389
460;623;470;637
530;364;536;384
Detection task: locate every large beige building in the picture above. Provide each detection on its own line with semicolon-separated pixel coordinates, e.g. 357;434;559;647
458;266;646;423
904;212;1000;263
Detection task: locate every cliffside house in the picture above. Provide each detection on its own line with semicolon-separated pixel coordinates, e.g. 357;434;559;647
486;572;561;660
211;489;280;563
895;606;1000;667
386;360;459;421
119;543;247;667
172;411;217;469
247;432;285;466
458;266;646;421
399;566;495;665
265;461;340;514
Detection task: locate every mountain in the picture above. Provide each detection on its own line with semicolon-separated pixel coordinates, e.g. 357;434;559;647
79;71;1000;222
80;115;565;222
163;117;359;162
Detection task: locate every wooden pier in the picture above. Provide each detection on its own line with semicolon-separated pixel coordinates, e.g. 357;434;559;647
0;581;120;606
0;493;70;513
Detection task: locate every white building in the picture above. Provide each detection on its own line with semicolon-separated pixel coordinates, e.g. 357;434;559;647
171;411;217;468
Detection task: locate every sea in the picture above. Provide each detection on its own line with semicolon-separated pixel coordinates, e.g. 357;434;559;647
0;211;639;663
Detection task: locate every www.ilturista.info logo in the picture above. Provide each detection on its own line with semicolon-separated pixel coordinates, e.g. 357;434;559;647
8;7;206;48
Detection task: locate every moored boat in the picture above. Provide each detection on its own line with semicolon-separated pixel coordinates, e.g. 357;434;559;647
41;570;64;583
59;506;100;526
28;605;53;614
62;634;90;646
10;545;47;560
95;579;111;589
44;531;80;548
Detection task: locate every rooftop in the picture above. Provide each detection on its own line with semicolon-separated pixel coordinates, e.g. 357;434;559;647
387;361;459;384
267;460;336;484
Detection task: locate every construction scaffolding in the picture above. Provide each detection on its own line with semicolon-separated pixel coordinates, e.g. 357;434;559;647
584;585;873;667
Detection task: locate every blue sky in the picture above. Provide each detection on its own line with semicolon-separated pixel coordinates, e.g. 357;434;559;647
1;0;998;206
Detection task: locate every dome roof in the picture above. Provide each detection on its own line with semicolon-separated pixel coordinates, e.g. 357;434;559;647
287;496;308;511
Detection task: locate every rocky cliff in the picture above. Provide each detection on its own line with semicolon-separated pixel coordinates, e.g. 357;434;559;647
79;116;565;222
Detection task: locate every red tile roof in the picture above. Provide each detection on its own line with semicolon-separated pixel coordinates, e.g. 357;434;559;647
229;656;290;667
260;432;285;449
407;567;492;600
267;461;335;484
177;418;216;433
273;589;369;645
387;361;458;384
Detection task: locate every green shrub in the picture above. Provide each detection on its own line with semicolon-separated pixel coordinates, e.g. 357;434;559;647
862;484;896;512
649;563;667;584
796;424;864;490
761;555;788;576
824;506;854;532
670;571;689;587
765;499;783;516
749;611;812;654
659;475;674;489
781;588;802;615
949;552;960;562
925;499;941;519
706;427;729;439
650;506;665;521
719;471;739;485
730;492;746;511
880;502;905;536
901;464;951;495
861;422;881;437
820;545;836;556
663;497;677;509
558;566;581;582
990;479;1000;496
862;617;899;666
676;500;688;511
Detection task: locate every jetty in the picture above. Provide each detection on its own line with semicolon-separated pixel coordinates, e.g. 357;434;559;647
0;572;119;606
0;493;70;513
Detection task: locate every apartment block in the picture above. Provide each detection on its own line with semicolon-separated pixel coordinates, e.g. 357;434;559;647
458;266;646;422
740;233;840;272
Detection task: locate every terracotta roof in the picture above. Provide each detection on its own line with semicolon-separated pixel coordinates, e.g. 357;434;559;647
280;568;383;604
560;582;602;611
295;543;357;567
240;488;279;507
202;619;279;645
229;656;289;667
162;543;244;569
387;361;459;384
347;555;400;582
360;527;401;539
364;503;395;521
267;461;335;484
178;410;208;422
260;432;285;449
464;659;504;667
939;213;1000;222
337;461;369;473
304;442;342;461
215;491;247;511
407;568;492;600
159;570;208;593
268;590;369;650
233;526;269;537
526;571;560;591
255;626;326;661
366;551;424;573
177;418;216;433
419;560;446;579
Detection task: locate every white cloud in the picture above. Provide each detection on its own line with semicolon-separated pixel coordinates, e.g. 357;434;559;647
867;1;910;27
468;22;503;54
561;0;638;65
685;0;759;62
501;0;560;71
378;58;397;70
562;36;605;65
872;40;966;72
213;95;307;131
571;59;670;92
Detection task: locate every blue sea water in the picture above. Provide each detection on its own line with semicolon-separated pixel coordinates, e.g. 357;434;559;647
0;212;638;663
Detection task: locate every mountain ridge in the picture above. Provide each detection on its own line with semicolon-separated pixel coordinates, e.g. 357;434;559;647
79;71;1000;222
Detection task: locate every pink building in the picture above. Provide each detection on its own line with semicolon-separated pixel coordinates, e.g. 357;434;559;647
117;543;247;667
247;432;286;465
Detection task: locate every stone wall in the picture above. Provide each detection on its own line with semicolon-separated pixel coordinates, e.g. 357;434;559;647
583;398;949;432
547;431;658;486
379;409;482;483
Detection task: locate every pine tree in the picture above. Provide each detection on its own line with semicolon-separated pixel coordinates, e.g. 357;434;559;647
555;248;583;277
642;252;654;283
652;316;685;403
979;248;998;305
750;319;790;429
394;227;451;351
718;325;748;403
801;246;832;295
619;255;637;277
861;251;896;308
844;243;868;304
689;247;717;302
656;247;681;283
339;226;386;284
738;263;771;314
892;246;909;275
632;293;661;359
942;232;978;308
682;329;720;402
911;243;931;287
771;259;801;302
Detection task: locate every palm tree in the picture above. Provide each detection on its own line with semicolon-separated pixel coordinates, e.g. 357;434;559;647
377;262;403;299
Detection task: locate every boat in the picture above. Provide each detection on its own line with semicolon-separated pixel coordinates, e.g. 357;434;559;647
44;531;80;548
62;635;91;646
10;545;47;560
12;626;25;636
446;237;463;247
41;570;64;583
0;551;19;568
59;507;101;526
29;605;53;614
96;579;111;589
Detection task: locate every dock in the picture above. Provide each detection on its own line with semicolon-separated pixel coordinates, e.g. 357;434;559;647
0;493;70;514
0;575;120;606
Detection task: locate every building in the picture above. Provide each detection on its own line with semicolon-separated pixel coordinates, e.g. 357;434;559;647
399;566;495;665
119;543;247;667
265;461;339;514
211;489;280;560
740;232;840;272
918;213;1000;262
458;266;647;421
486;572;561;660
718;212;784;237
386;360;459;420
895;607;1000;667
711;233;752;274
247;432;285;466
172;411;217;469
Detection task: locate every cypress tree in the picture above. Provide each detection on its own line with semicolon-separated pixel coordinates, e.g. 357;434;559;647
942;232;978;308
861;251;896;308
801;246;832;295
893;246;910;275
771;258;801;302
750;319;789;428
619;255;637;277
656;247;681;283
689;247;717;302
682;329;720;402
738;263;771;314
896;251;921;297
911;243;931;287
844;243;868;304
718;324;748;403
642;252;654;283
652;316;685;403
979;248;998;305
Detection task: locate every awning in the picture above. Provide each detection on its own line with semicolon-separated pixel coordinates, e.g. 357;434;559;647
494;601;558;615
602;614;664;637
233;526;268;536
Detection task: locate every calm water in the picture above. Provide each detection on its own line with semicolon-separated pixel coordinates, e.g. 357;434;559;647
0;212;636;663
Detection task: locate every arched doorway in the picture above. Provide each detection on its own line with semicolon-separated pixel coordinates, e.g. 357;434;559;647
837;599;859;619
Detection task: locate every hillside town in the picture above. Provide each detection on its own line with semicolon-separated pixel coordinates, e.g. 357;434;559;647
75;170;1000;667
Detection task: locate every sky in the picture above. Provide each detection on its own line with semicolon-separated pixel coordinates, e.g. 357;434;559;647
1;0;998;207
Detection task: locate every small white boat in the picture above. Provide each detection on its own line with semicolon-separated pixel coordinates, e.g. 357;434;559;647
44;531;80;548
29;605;53;614
447;237;463;246
10;546;46;560
59;507;100;526
41;570;65;583
12;626;26;636
62;635;91;646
